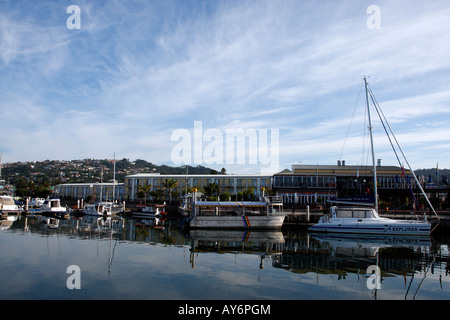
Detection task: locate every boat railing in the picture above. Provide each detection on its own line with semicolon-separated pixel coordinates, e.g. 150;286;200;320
264;196;283;205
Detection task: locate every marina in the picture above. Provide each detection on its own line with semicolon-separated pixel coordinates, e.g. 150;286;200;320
0;77;449;302
1;212;450;300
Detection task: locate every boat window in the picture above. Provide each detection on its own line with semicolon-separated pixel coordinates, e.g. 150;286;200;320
353;210;366;218
365;210;376;218
0;198;15;205
335;209;376;218
335;209;352;218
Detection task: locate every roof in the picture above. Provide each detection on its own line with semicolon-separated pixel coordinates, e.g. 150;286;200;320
195;201;267;207
125;173;273;178
274;164;411;176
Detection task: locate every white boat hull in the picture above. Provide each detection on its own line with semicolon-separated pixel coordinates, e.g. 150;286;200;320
189;215;285;229
308;218;431;235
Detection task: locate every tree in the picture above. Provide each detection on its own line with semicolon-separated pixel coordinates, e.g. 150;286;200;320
150;189;164;202
219;191;231;201
137;183;152;203
162;178;178;203
204;183;220;199
243;187;255;200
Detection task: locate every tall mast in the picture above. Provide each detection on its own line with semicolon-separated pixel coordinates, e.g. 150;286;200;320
364;76;378;210
112;153;116;202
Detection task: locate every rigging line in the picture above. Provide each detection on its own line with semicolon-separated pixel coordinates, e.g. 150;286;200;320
339;80;363;160
369;91;421;214
368;86;439;221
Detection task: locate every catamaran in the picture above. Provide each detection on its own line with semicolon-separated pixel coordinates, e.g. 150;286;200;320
308;77;439;235
180;190;286;229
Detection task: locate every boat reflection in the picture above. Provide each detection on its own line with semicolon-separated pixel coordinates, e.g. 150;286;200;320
275;232;434;274
0;213;18;230
272;231;448;299
184;229;285;269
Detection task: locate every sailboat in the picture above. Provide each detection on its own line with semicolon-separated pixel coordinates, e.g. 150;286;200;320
82;154;123;217
308;77;439;235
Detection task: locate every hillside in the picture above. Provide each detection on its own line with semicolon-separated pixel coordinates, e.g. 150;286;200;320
1;158;217;186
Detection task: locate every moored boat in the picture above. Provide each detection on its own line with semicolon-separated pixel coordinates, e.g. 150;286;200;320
0;195;20;214
130;203;167;219
83;201;122;217
308;77;439;235
40;197;68;217
308;204;432;235
181;191;286;229
29;198;45;208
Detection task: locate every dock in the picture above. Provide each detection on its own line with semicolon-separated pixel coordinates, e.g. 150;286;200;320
283;209;323;228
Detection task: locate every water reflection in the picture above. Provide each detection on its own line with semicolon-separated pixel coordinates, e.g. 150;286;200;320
1;212;450;299
184;229;285;269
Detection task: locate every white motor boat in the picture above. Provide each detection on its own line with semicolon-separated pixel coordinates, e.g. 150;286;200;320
40;198;68;215
0;195;20;214
83;201;122;217
29;198;45;208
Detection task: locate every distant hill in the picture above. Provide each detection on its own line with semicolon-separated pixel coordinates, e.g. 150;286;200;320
1;158;218;186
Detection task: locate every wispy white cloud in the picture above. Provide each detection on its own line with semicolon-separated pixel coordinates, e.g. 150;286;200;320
0;0;449;172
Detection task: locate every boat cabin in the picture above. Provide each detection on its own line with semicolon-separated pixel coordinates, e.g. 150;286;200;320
331;206;380;219
0;195;19;212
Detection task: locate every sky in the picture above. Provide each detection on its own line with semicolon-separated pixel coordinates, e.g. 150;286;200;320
1;0;449;174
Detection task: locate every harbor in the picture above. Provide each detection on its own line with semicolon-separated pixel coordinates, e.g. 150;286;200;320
1;211;450;300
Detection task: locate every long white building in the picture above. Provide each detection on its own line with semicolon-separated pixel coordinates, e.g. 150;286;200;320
124;173;273;201
54;182;124;201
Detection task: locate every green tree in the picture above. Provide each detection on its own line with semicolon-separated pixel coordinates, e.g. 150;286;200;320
243;187;255;200
162;178;178;203
137;183;152;203
219;191;231;201
150;189;164;202
204;183;220;199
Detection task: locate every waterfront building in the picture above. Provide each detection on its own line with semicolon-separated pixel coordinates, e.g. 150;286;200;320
54;182;124;201
273;161;417;208
124;173;273;202
54;161;426;209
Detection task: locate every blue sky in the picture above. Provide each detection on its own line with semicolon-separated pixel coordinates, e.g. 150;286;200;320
1;0;449;174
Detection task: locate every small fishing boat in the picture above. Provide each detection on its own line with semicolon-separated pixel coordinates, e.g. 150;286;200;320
181;191;286;229
39;197;68;216
29;198;45;208
83;201;122;217
308;77;439;235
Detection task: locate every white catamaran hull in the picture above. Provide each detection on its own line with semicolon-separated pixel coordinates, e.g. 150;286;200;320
308;218;431;235
189;215;285;229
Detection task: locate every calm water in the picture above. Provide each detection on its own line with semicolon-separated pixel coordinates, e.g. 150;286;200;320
1;213;450;300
